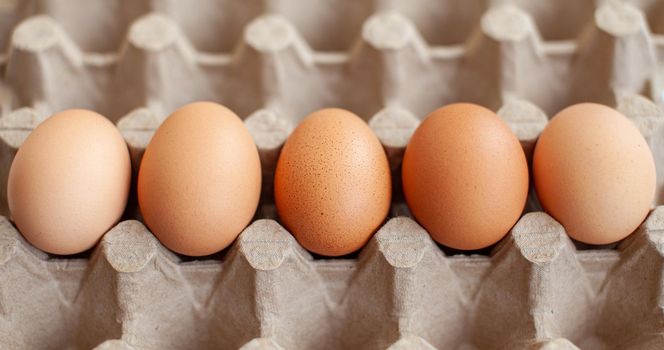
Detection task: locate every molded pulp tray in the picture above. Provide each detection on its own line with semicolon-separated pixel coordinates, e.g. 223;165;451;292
2;0;664;349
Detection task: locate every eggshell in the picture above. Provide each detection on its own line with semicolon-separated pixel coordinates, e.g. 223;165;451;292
274;108;391;256
7;109;131;255
402;103;529;250
533;103;656;245
138;102;261;256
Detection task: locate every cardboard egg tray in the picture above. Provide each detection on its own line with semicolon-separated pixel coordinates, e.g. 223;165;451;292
2;0;664;349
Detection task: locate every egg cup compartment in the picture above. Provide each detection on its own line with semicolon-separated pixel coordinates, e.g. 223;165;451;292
2;0;664;118
2;0;664;349
1;204;664;349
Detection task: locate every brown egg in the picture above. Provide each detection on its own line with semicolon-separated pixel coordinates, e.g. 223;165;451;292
402;103;529;250
274;108;391;256
533;103;655;245
8;109;131;255
138;102;261;256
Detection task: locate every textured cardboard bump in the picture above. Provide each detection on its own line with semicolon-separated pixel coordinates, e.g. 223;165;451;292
571;1;656;108
103;220;157;273
616;94;664;204
94;339;135;350
534;338;581;350
368;106;419;171
240;338;285;350
387;336;437;350
244;109;291;199
6;15;93;118
497;99;547;159
512;212;565;264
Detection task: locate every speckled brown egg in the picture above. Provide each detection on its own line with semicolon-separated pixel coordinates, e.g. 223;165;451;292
138;102;261;256
533;103;656;245
274;108;391;256
8;109;131;255
402;103;529;250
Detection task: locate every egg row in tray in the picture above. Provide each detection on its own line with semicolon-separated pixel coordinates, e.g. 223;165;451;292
6;100;656;259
